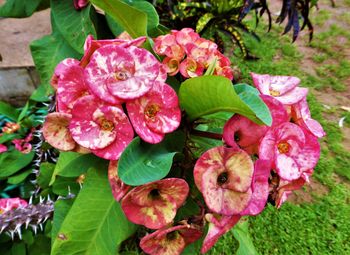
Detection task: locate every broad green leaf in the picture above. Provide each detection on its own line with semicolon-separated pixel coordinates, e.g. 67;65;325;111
0;133;20;144
0;0;46;18
179;75;266;124
17;102;29;122
0;101;19;121
51;168;137;255
52;176;80;196
51;0;97;54
124;0;159;31
233;220;259;255
49;152;107;185
7;169;32;184
30;84;51;102
105;14;124;37
37;162;55;188
234;83;260;95
0;150;35;178
52;199;74;247
30;31;81;94
119;132;185;186
28;234;51;255
90;0;147;38
238;91;272;126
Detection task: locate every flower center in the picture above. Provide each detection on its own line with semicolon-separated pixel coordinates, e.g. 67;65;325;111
149;188;161;199
277;141;290;154
166;231;179;241
145;104;160;119
188;61;197;72
115;71;130;81
234;131;241;142
217;172;228;186
269;89;281;97
97;117;114;131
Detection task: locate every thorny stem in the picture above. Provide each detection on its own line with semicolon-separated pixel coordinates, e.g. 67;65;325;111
191;129;223;140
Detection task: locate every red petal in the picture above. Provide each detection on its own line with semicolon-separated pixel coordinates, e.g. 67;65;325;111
108;160;131;201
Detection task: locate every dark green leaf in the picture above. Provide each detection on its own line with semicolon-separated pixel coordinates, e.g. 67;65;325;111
51;0;97;54
119;132;184;186
0;101;19;121
30;31;81;94
52;199;74;246
0;0;42;18
0;150;35;178
179;75;266;124
233;220;259;255
0;133;20;144
11;243;25;255
125;0;159;31
51;168;137;255
49;152;107;185
30;84;50;102
52;176;80;196
17;102;30;122
90;0;147;38
7;169;32;184
37;162;55;189
28;234;51;255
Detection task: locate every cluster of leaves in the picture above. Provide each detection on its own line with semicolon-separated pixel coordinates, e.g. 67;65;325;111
150;0;317;58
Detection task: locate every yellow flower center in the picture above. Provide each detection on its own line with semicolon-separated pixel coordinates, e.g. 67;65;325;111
115;71;130;81
97;117;114;131
269;89;281;97
145;104;160;119
277;141;290;154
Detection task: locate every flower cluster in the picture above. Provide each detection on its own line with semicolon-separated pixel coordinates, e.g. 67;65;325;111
191;73;324;252
0;122;34;154
43;34;181;160
154;28;233;80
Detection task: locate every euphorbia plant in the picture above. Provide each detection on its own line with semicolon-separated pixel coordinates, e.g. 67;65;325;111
0;0;325;254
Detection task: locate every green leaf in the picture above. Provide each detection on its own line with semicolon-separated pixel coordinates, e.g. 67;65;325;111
0;133;20;144
28;234;51;255
52;176;80;196
234;83;260;95
179;75;263;123
37;162;55;189
51;168;137;255
90;0;147;38
237;91;272;126
49;152;107;185
0;101;19;121
30;31;81;94
30;84;50;102
125;0;159;31
0;150;35;178
11;243;26;255
119;132;184;186
0;0;43;18
7;169;32;184
51;0;97;54
52;199;74;246
233;220;259;255
17;102;30;122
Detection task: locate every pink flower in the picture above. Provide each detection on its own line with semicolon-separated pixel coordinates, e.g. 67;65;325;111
275;177;307;208
43;112;76;151
0;198;27;214
84;44;160;103
0;144;7;154
12;130;33;154
259;122;320;181
108;160;130;202
291;98;326;138
69;95;134;160
179;58;204;78
121;178;189;229
73;0;89;10
80;35;146;68
173;28;200;48
201;214;241;253
153;34;185;59
251;73;308;105
185;38;217;64
162;57;180;76
140;223;202;255
223;115;268;155
2;122;20;134
126;81;181;144
194;146;254;215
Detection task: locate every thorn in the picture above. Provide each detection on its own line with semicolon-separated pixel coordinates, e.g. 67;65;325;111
10;230;15;240
0;225;6;234
16;227;22;240
31;225;37;235
29;196;33;204
25;219;31;229
40;196;44;203
39;224;43;231
47;194;51;202
43;216;49;223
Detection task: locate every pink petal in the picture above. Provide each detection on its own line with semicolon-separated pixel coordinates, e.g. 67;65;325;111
269;75;301;95
51;58;80;90
295;130;320;172
174;28;200;48
42;112;76;151
276;178;305;208
106;46;160;99
241;159;271;216
179;58;204;78
57;65;89;113
276;153;301;181
276;87;308;105
258;129;276;162
121;178;189;229
260;95;289;126
0;144;7;153
108;160;131;201
251;73;271;95
69;95;125;150
201;214;241;254
0;198;28;212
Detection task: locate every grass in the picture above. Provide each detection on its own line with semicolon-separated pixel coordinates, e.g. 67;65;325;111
208;11;350;255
